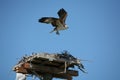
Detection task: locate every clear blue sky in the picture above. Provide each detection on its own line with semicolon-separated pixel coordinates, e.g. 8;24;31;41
0;0;120;80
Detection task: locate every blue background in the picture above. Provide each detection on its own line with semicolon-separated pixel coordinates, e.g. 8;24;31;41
0;0;120;80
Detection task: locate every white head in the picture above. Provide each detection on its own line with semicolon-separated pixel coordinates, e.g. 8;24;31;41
65;24;69;29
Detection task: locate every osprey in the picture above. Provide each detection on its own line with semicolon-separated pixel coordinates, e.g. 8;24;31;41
38;8;68;35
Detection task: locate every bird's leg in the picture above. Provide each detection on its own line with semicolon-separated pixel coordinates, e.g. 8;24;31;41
50;28;60;35
56;31;60;35
49;28;56;33
50;30;54;33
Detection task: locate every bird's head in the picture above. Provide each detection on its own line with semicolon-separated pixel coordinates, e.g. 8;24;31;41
65;24;69;29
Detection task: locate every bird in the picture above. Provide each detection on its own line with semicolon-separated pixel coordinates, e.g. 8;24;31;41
38;8;68;35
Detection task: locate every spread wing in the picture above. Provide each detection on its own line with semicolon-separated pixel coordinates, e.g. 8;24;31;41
38;17;57;24
57;8;67;23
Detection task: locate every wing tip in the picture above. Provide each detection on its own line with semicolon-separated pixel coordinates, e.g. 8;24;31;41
38;18;43;23
38;17;48;23
59;8;65;11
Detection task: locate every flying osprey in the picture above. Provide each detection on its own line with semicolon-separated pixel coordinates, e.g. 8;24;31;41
38;8;68;35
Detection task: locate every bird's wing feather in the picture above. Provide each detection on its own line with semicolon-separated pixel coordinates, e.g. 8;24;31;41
39;17;57;24
57;8;67;23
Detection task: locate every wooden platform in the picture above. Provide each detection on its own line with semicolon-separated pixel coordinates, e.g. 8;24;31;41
13;52;85;80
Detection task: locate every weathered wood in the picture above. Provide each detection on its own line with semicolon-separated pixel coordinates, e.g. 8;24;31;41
14;67;28;74
13;52;85;80
14;62;78;79
23;63;78;76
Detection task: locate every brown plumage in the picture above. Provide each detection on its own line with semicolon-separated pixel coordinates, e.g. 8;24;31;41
38;8;68;35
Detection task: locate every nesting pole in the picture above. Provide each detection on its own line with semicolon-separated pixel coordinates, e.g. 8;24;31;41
13;51;86;80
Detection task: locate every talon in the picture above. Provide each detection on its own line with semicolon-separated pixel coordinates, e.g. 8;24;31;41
56;31;60;35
